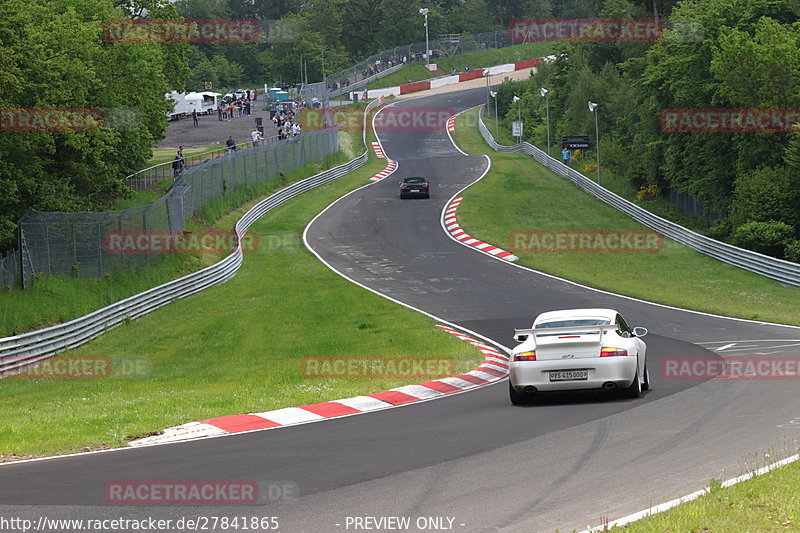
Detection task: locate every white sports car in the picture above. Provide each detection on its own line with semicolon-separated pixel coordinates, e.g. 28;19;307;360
509;308;649;404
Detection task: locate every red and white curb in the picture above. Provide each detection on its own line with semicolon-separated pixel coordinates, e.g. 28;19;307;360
371;141;385;158
369;158;397;182
446;115;456;132
130;326;508;446
444;197;518;261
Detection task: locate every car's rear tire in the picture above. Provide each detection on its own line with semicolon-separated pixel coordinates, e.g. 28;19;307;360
622;366;642;398
509;381;533;405
641;362;650;391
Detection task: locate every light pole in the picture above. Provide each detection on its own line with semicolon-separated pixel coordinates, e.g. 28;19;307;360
588;101;600;184
419;8;430;67
513;95;521;143
540;87;550;156
489;91;499;138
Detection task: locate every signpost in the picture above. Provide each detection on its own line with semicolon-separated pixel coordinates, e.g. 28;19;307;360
562;135;589;149
204;81;213;90
513;121;524;138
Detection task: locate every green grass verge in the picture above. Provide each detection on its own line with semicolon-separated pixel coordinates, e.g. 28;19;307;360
146;146;216;167
596;459;800;532
482;114;712;234
0;136;355;338
453;108;800;325
369;63;435;90
368;42;555;90
0;104;486;457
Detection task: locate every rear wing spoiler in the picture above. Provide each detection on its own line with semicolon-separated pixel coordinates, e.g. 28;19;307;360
514;324;619;343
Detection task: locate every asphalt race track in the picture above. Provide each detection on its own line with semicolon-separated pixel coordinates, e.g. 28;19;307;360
1;87;799;532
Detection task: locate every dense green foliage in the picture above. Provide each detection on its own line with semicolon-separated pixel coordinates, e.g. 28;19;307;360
0;0;188;249
496;0;800;260
175;0;619;89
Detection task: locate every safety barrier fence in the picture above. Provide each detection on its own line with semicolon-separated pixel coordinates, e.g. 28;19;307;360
477;107;800;287
19;131;336;287
0;99;381;376
125;135;280;192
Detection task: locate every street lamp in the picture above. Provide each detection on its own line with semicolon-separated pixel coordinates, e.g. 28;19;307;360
588;101;600;184
540;87;550;156
513;95;521;143
419;8;430;67
489;90;499;138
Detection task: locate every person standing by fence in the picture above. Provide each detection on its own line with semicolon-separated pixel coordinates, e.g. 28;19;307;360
226;136;237;154
172;146;185;178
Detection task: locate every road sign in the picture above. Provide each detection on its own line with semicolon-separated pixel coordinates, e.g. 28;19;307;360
512;121;524;137
562;135;589;149
204;81;213;90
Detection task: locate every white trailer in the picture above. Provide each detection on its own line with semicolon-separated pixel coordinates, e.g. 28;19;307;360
165;91;190;120
165;91;221;120
186;91;221;115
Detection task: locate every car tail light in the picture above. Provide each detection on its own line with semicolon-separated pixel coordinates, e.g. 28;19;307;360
600;347;627;357
422;184;429;188
513;351;537;361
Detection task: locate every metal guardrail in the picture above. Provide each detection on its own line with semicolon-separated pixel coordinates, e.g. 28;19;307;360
477;108;800;288
0;100;381;377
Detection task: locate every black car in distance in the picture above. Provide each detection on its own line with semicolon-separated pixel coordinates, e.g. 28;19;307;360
399;177;430;199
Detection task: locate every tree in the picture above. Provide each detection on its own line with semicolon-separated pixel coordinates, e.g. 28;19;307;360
0;0;184;250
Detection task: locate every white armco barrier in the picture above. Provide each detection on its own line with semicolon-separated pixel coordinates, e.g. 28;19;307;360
430;75;460;89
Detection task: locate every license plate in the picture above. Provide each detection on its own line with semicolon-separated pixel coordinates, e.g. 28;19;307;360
411;189;420;192
549;370;588;381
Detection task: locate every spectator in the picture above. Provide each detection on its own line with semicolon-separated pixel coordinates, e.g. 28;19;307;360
292;122;301;136
217;104;224;121
172;146;185;178
251;128;262;146
226;136;237;154
191;109;199;127
562;146;571;166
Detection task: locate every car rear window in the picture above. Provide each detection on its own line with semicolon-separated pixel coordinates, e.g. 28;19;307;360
536;319;609;328
404;178;425;183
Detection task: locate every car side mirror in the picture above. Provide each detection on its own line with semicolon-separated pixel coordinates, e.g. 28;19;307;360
514;333;529;343
633;327;648;337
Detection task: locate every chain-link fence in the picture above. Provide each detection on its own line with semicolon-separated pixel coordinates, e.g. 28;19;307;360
126;135;280;192
18;129;338;288
325;30;516;93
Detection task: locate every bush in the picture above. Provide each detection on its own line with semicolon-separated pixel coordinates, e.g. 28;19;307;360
785;239;800;263
636;184;662;201
728;166;800;229
730;220;795;258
